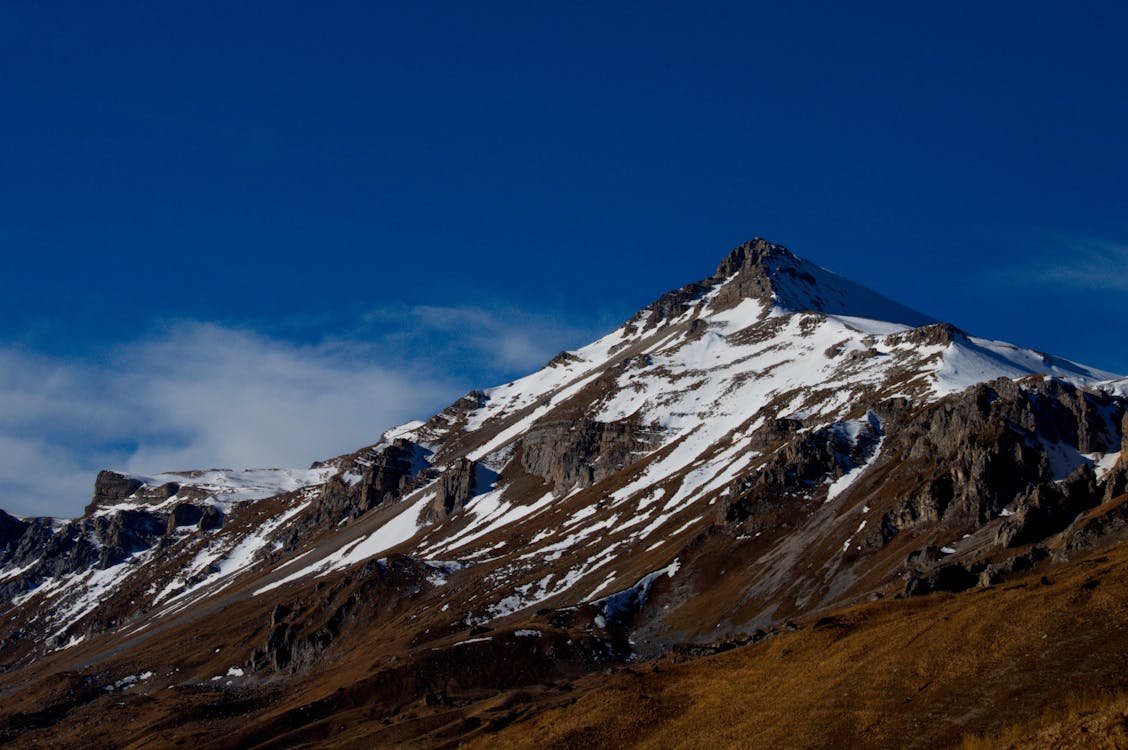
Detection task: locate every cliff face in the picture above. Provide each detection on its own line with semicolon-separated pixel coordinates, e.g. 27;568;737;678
0;238;1124;749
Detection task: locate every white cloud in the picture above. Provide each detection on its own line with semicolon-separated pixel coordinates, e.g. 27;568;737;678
358;303;608;375
0;304;619;520
0;323;462;519
1017;237;1128;291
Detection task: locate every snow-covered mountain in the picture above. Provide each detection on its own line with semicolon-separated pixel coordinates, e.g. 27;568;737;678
1;238;1126;748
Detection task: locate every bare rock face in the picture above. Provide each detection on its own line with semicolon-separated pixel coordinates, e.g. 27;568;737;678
87;470;145;513
89;510;166;568
296;439;432;539
357;439;425;511
166;502;204;532
628;280;714;333
249;555;434;674
198;504;224;531
711;238;800;311
420;390;488;435
876;378;1121;539
884;322;965;348
0;506;174;605
622;239;788;333
423;458;484;522
726;411;884;524
995;466;1100;548
1103;414;1128;502
519;418;649;494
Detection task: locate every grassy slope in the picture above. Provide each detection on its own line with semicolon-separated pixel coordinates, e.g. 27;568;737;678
468;543;1128;750
6;535;1128;749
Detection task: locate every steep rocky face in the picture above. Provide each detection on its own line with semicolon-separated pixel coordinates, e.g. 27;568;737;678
711;238;801;309
425;457;482;521
0;238;1124;749
355;439;427;511
249;555;437;674
709;237;937;326
519;418;650;494
876;377;1120;535
87;470;145;511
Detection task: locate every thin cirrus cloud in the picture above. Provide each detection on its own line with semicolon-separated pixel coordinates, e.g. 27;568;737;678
1017;236;1128;291
355;303;612;376
0;305;611;519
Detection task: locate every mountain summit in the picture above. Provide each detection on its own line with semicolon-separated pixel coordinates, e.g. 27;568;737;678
710;237;937;326
1;239;1126;748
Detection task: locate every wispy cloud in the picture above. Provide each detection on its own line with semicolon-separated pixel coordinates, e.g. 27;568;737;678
358;303;607;376
1014;236;1128;291
0;324;459;518
0;305;614;519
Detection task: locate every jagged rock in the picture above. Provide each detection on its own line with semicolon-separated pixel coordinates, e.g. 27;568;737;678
198;505;224;531
357;440;421;511
1066;510;1128;550
903;562;984;596
293;439;431;540
630;280;714;332
747;417;804;451
87;470;144;513
995;465;1100;548
89;509;166;568
520;418;648;494
166;503;203;531
250;556;433;675
727;413;882;522
546;351;582;368
973;547;1051;588
421;391;488;435
884;322;965;348
1102;414;1128;502
422;458;481;522
711;238;801;311
878;379;1119;539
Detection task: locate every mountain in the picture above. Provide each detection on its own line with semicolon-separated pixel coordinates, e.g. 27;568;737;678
2;238;1127;748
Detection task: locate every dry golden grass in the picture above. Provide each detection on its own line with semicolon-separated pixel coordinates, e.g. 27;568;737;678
466;544;1128;750
956;689;1128;749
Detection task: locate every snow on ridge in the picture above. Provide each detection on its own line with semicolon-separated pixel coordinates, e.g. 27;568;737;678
95;466;338;517
1098;377;1128;398
139;467;337;500
595;559;681;621
747;251;937;329
253;488;435;596
932;335;1116;397
462;324;632;435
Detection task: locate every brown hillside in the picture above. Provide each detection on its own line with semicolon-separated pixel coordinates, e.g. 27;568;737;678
465;542;1128;750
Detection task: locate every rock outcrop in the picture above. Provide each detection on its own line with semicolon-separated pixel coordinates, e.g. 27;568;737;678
519;418;649;494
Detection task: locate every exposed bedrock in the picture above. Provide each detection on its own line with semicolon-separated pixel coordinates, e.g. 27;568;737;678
519;418;650;494
875;378;1122;540
87;470;144;513
711;238;801;311
295;439;432;540
725;412;884;523
249;555;434;674
419;458;496;524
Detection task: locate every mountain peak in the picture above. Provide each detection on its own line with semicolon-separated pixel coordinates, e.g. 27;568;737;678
713;237;797;278
0;235;1124;749
709;237;937;328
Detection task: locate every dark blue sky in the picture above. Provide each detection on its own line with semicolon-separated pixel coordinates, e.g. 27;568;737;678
1;2;1126;515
